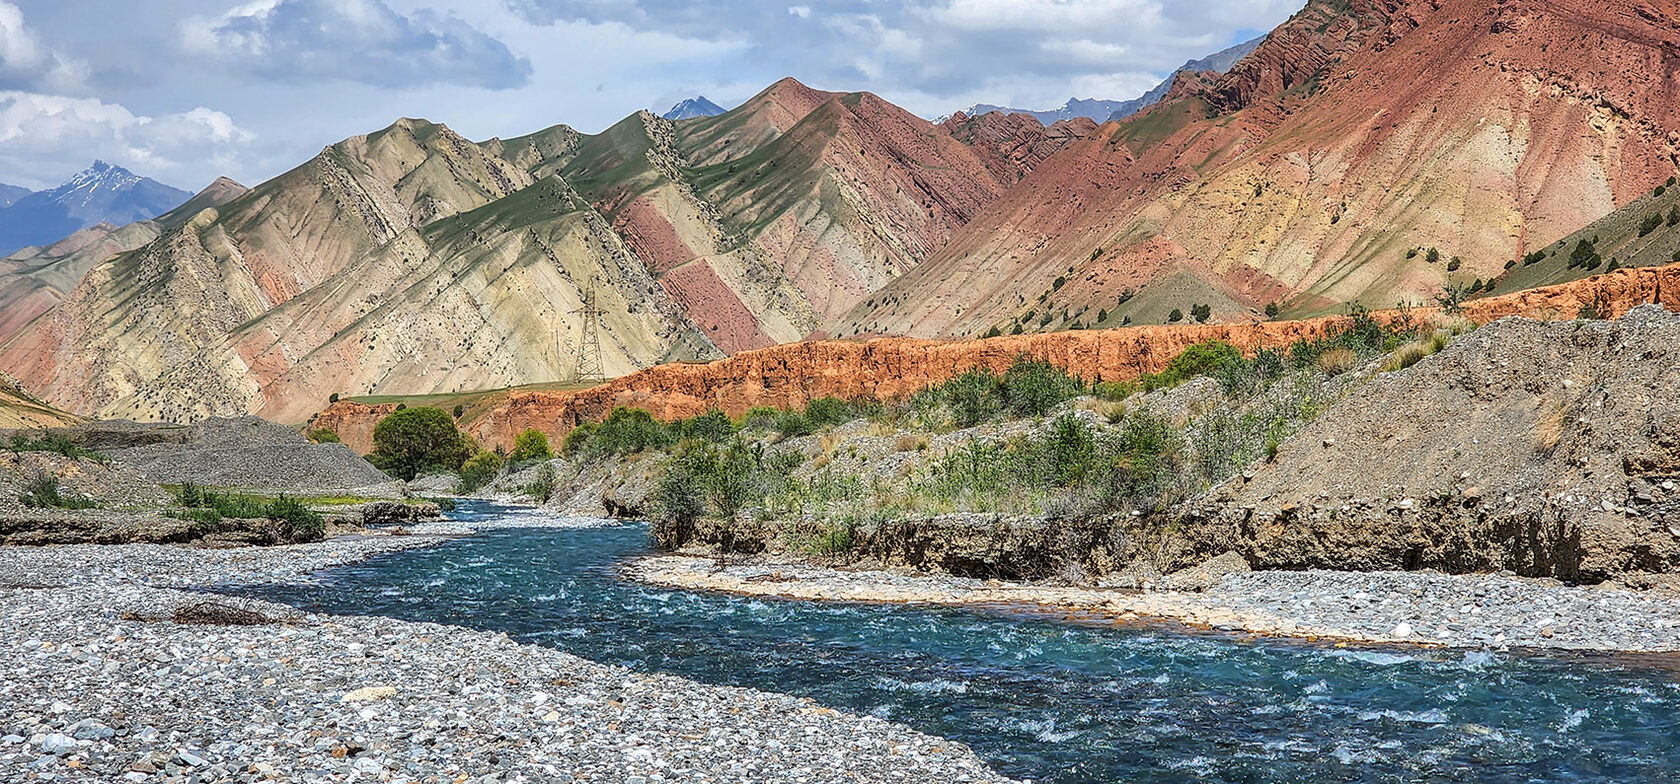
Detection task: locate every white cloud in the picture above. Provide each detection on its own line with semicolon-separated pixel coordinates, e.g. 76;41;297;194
181;0;532;89
788;5;812;18
0;1;87;93
0;92;253;189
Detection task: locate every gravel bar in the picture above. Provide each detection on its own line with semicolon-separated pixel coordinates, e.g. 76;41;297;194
0;512;1013;784
630;556;1680;653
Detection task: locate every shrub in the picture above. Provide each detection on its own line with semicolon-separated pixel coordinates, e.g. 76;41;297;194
1523;250;1546;266
1190;303;1212;323
1094;381;1137;401
672;410;735;443
329;392;340;404
1674;249;1680;264
1002;358;1081;418
1383;340;1435;372
591;408;674;455
1447;257;1462;272
18;474;96;509
1639;213;1663;237
267;495;325;542
1167;308;1184;323
523;461;558;503
306;428;340;444
803;397;855;430
1264;301;1281;319
774;410;812;438
1043;415;1097;485
737;406;780;432
5;435;106;463
1669;207;1679;227
1504;259;1516;270
562;421;598;455
1140;340;1243;392
458;451;505;493
942;369;1003;427
510;428;553;463
983;326;1002;338
1317;347;1358;376
368;407;472;481
453;404;465;419
1425;247;1441;263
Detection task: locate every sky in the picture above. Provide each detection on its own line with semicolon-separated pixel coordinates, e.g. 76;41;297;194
0;0;1301;192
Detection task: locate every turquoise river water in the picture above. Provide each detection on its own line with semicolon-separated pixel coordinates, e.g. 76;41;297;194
234;502;1680;783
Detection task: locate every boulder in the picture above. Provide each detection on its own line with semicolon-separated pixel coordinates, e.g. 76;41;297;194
1161;551;1251;592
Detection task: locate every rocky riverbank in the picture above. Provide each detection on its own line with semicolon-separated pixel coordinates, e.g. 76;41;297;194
0;514;1013;784
629;555;1680;654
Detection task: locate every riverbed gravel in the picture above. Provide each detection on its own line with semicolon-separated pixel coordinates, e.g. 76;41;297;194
630;556;1680;653
0;513;1014;784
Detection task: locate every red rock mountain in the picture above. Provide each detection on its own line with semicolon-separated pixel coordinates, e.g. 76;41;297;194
841;0;1680;339
0;79;1088;423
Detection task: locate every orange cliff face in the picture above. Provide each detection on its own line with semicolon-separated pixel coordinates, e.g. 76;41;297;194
308;264;1680;456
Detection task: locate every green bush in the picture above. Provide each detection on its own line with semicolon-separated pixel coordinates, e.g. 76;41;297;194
6;435;106;463
1190;303;1212;323
737;406;781;432
1167;308;1184;323
1002;358;1082;418
1639;213;1664;237
656;439;803;525
774;410;812;438
562;421;598;455
1140;340;1243;392
803;397;855;430
509;428;552;463
523;462;558;503
306;428;340;444
671;410;736;443
941;369;1003;427
18;474;96;509
267;495;325;542
458;451;505;493
591;408;674;455
368;407;473;481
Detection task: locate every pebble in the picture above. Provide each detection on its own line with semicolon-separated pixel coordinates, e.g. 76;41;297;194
0;515;1014;784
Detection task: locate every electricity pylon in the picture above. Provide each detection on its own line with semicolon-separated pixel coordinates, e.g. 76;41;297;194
571;282;605;384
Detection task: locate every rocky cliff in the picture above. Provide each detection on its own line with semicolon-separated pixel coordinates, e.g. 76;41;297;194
310;263;1680;455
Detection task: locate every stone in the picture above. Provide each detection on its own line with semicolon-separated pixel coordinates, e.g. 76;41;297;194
1391;622;1414;638
342;686;400;703
39;733;78;755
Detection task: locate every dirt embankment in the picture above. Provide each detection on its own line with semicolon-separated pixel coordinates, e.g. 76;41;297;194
311;264;1680;455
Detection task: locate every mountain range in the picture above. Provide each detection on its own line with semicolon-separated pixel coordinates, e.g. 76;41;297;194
0;162;192;257
662;97;727;120
941;35;1264;125
1;0;1676;427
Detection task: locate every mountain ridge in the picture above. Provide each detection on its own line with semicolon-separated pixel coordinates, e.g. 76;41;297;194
0;162;192;257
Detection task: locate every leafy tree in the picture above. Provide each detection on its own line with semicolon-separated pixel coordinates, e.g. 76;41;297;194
591;408;674;455
1168;308;1184;323
672;410;735;443
510;428;552;463
369;407;472;481
1425;248;1441;264
1190;303;1212;323
453;404;465;419
1669;206;1679;227
329;392;340;404
1264;301;1281;319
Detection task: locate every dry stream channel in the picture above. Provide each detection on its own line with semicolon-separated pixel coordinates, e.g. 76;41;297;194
232;502;1680;783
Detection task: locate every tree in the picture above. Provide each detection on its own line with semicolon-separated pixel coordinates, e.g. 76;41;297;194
1168;308;1184;323
453;404;465;419
306;428;340;444
510;428;553;463
1191;303;1212;323
1425;248;1441;264
458;451;505;493
329;392;340;404
1264;302;1281;319
369;407;472;481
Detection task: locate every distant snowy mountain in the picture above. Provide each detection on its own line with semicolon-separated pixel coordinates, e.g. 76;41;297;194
0;162;191;257
937;35;1266;126
662;96;726;120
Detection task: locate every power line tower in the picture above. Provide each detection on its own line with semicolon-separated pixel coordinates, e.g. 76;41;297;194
570;282;606;384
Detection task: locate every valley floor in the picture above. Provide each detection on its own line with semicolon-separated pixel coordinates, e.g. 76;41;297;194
630;555;1680;654
0;517;1010;784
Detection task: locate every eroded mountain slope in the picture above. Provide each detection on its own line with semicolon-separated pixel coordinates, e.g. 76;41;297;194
843;0;1680;339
